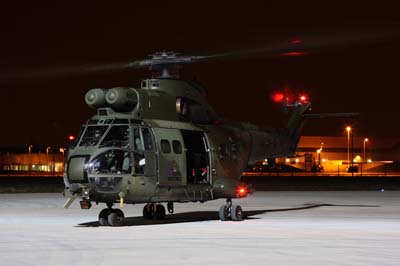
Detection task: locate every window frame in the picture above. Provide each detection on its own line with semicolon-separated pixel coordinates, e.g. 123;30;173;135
160;139;171;154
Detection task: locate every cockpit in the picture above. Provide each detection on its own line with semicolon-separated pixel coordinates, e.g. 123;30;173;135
67;119;156;192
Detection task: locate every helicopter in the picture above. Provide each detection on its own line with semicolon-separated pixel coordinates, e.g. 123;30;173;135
62;50;315;226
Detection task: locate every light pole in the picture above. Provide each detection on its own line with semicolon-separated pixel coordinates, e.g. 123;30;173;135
363;138;368;164
317;142;323;166
346;126;351;165
59;148;66;156
28;145;33;174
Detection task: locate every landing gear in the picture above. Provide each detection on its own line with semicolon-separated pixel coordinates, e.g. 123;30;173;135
99;208;111;226
143;203;166;220
219;198;243;221
98;205;125;226
155;204;166;219
167;202;174;214
108;209;124;226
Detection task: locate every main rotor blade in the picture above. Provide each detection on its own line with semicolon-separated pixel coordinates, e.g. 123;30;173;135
193;24;400;62
0;61;145;81
1;23;398;82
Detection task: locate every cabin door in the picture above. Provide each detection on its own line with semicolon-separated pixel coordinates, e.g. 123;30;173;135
181;130;211;184
153;128;187;187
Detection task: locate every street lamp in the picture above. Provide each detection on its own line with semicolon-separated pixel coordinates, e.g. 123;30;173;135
28;145;33;174
363;138;369;164
316;149;321;165
46;146;51;156
59;148;66;156
317;142;323;166
346;126;351;165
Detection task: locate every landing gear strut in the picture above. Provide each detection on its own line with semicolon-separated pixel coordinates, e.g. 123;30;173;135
98;204;125;226
167;202;174;214
143;203;166;220
219;198;243;221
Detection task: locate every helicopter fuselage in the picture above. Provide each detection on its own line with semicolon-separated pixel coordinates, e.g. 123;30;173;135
63;78;310;224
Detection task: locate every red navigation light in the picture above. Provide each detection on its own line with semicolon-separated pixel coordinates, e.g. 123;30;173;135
272;92;285;103
236;185;249;198
68;135;76;141
279;51;307;57
299;94;307;102
290;38;303;44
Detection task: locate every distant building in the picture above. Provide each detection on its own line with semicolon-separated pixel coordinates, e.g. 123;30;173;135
298;136;400;161
253;136;400;173
294;136;400;172
0;151;64;175
2;135;400;175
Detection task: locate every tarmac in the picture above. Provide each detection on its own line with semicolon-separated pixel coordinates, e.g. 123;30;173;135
2;174;400;193
0;191;399;266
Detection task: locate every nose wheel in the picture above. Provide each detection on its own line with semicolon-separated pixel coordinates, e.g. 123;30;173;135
219;199;243;221
98;207;125;226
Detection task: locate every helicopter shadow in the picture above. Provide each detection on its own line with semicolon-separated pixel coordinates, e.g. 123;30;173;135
77;203;378;227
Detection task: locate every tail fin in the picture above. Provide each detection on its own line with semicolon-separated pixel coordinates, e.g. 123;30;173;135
286;102;312;155
285;104;359;155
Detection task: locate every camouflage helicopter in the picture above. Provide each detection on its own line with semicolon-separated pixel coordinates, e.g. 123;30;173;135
62;50;313;226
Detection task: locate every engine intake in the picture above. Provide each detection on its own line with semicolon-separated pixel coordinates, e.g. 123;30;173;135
85;88;107;109
106;87;138;112
85;87;138;112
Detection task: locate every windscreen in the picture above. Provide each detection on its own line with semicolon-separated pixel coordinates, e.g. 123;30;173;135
79;126;109;146
99;125;130;148
89;149;132;174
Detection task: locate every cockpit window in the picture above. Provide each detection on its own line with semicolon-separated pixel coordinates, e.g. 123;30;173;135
133;127;154;151
133;128;143;150
89;149;132;174
79;126;108;146
100;125;129;148
142;128;154;150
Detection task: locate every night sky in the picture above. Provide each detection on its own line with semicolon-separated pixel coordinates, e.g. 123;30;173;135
1;2;400;149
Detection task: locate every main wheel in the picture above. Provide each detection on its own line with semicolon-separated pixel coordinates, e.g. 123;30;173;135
143;204;154;219
108;209;124;226
154;204;166;220
99;208;111;226
230;205;243;221
219;205;229;221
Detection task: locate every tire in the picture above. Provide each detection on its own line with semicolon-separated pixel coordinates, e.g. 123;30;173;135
108;209;124;226
143;204;154;219
98;208;110;226
219;205;228;221
231;205;243;221
99;218;109;226
154;204;166;220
